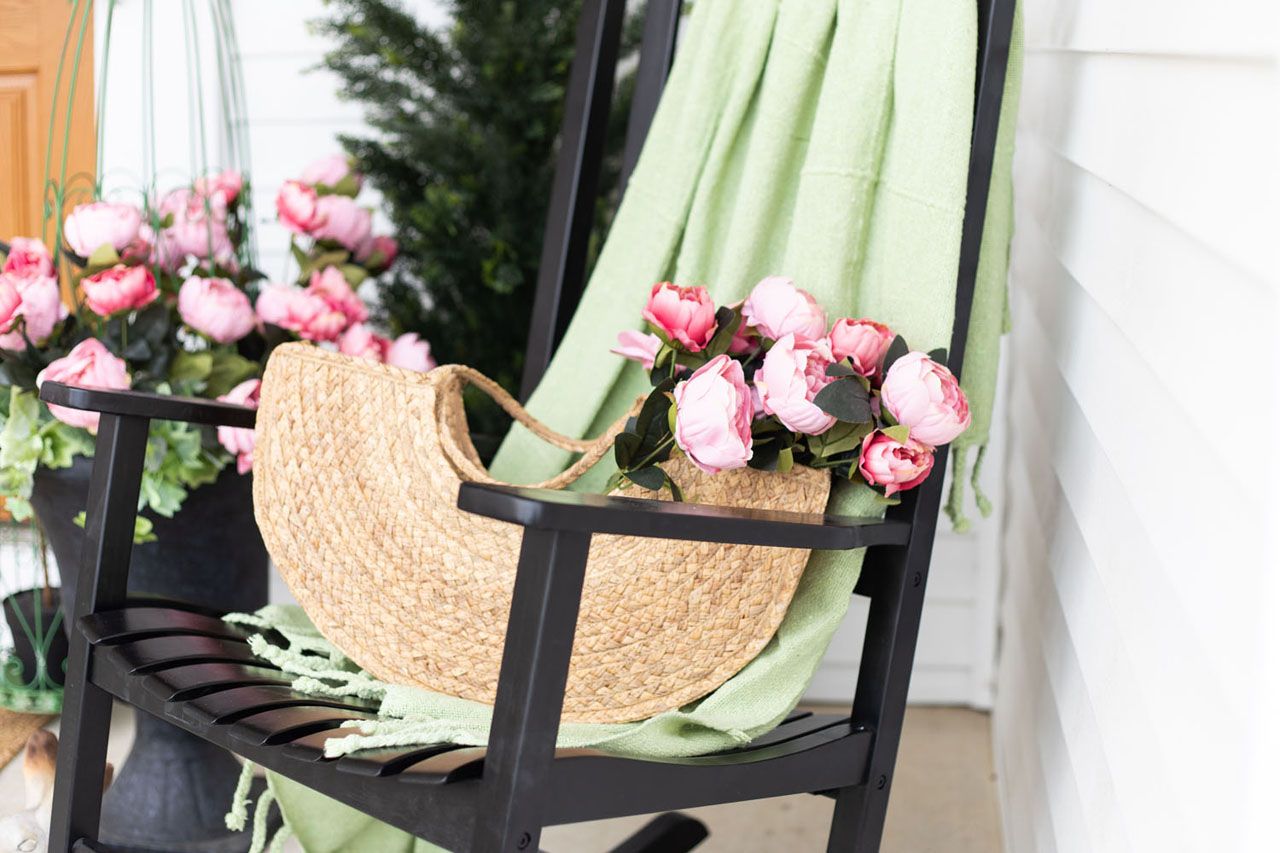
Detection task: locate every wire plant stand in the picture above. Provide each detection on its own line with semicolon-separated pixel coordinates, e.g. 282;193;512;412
0;516;64;714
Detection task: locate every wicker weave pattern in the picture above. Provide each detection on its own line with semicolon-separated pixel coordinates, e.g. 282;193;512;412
254;344;830;723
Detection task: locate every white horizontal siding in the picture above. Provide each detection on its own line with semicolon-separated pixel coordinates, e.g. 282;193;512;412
995;2;1279;850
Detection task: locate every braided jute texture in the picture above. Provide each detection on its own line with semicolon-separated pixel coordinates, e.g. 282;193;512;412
254;344;830;723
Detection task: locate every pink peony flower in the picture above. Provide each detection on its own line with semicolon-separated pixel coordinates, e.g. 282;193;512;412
178;276;256;344
255;283;347;342
386;333;436;372
311;195;373;253
753;333;837;436
0;276;22;335
828;318;895;378
642;281;717;352
307;266;367;326
194;169;243;206
880;351;971;446
63;201;143;258
857;430;935;496
36;339;130;432
156;188;236;269
3;237;54;278
216;378;260;474
0;273;66;349
80;264;158;317
338;323;391;361
299;154;362;191
357;235;398;272
276;180;324;235
610;329;662;370
672;354;754;475
741;276;827;342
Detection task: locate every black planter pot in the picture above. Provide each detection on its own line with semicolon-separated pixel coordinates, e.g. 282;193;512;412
31;455;271;853
2;587;69;688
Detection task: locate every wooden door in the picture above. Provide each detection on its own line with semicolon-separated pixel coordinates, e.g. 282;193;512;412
0;0;96;246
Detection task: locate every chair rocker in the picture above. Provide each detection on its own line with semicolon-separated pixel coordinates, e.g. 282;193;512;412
43;1;1017;851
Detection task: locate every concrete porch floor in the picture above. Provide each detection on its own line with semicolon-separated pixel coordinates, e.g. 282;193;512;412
0;706;1000;851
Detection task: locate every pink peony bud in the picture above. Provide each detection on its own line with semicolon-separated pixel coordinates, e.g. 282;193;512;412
299;154;362;192
857;430;935;496
672;354;754;475
610;329;662;370
828;318;895;379
178;276;256;344
275;180;324;235
642;281;717;352
753;333;837;436
879;351;971;446
741;276;827;342
385;333;436;372
0;273;66;350
338;323;391;361
80;264;158;317
357;235;398;272
255;283;348;343
311;195;373;253
0;276;22;336
3;237;54;279
36;339;130;432
307;266;367;326
63;201;143;259
194;169;243;207
216;378;261;474
156;187;236;269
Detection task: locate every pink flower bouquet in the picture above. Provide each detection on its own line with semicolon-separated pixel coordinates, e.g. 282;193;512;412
0;155;431;541
610;277;970;501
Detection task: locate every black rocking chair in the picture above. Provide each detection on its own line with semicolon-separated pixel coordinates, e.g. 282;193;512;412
43;1;1017;850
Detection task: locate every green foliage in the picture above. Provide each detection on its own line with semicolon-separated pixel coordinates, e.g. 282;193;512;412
316;0;641;433
0;388;94;521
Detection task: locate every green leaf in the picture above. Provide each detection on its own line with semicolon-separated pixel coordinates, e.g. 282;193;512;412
626;465;666;492
813;379;873;424
663;472;685;502
205;352;259;398
704;305;743;357
809;420;871;459
613;431;641;469
340;264;369;286
169;351;214;385
85;243;121;272
884;424;911;444
928;347;948;364
74;511;156;544
777;446;794;474
825;361;857;377
883;335;909;375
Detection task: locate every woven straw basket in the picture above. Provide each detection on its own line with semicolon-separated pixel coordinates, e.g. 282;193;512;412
254;344;831;723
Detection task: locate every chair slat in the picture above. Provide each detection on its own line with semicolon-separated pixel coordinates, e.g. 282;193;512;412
335;745;463;778
140;661;288;702
228;707;379;747
108;635;265;674
81;607;249;645
176;685;377;727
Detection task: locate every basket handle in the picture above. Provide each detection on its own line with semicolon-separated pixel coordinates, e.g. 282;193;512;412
436;365;639;491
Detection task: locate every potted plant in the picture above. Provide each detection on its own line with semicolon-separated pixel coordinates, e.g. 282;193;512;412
0;155;435;851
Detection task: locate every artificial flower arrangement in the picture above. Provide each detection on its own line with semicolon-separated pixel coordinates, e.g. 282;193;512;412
609;276;970;500
0;154;433;541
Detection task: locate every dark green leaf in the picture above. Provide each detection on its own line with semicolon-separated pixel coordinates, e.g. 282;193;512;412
704;305;743;357
205;352;260;398
813;379;873;424
169;351;214;385
883;335;909;375
928;347;948;364
626;465;666;492
613;431;641;469
825;361;857;377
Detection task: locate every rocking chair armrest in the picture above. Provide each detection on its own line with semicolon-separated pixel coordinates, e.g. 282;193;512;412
456;482;912;550
38;381;257;429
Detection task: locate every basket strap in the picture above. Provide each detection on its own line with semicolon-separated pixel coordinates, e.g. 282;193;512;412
436;365;638;490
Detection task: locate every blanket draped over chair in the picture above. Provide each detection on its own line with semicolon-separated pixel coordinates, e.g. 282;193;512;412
249;0;1022;849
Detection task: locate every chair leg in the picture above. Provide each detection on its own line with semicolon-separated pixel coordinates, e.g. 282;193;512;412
826;784;886;852
609;812;709;853
46;665;114;851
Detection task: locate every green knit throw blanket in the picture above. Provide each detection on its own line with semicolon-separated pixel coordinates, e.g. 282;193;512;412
247;1;1022;849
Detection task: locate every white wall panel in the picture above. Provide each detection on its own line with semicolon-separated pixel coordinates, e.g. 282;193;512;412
995;1;1279;850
